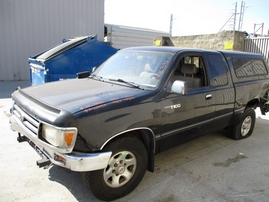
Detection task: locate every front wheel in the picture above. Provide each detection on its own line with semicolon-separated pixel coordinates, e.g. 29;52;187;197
82;136;148;201
229;108;256;140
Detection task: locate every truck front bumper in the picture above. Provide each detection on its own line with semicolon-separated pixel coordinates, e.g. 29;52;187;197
10;114;111;172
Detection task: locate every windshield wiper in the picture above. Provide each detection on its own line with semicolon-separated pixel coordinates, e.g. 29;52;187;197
89;74;103;81
109;78;144;90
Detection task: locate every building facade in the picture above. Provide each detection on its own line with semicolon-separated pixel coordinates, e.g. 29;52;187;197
0;0;104;81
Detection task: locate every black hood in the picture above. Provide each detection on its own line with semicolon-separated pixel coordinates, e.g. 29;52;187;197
17;78;148;114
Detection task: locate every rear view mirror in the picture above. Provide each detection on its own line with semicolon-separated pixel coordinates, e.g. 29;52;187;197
171;80;187;95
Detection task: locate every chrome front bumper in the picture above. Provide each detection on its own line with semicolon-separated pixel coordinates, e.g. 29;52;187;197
10;114;111;172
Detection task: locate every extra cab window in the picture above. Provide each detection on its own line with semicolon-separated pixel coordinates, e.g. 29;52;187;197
232;58;267;77
208;54;228;86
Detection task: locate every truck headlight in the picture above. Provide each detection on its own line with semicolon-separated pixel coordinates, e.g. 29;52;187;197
41;124;77;149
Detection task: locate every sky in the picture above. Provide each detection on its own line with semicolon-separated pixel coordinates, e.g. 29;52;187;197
104;0;269;36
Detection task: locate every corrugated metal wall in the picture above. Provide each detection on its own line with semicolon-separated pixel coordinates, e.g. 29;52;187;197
0;0;104;81
105;24;170;50
244;37;269;64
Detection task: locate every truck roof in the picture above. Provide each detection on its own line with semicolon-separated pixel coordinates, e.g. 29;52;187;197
123;46;264;59
219;50;264;59
123;46;215;53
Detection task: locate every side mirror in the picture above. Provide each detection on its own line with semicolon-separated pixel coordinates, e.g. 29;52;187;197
92;67;97;72
171;80;187;95
76;71;91;79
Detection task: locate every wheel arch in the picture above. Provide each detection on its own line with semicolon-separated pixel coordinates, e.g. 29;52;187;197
232;99;258;124
246;98;259;109
100;127;156;172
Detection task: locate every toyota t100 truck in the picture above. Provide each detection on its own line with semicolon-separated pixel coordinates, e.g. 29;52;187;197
10;47;269;201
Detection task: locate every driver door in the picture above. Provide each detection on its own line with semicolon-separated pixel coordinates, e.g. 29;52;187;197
159;54;216;152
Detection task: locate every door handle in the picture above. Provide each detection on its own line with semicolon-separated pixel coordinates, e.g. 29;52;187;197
205;94;212;99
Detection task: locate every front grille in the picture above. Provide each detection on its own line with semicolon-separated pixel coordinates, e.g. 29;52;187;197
13;104;40;136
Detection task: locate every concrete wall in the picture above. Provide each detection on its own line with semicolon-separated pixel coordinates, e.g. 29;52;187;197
0;0;104;81
154;31;245;51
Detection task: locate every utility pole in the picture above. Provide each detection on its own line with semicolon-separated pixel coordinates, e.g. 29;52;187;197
233;2;237;31
238;1;245;31
228;2;238;31
169;14;173;37
219;1;245;33
254;23;264;36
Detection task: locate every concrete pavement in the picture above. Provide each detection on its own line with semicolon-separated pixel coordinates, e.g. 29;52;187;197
1;81;269;202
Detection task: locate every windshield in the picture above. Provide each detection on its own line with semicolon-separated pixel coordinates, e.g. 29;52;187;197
93;50;173;89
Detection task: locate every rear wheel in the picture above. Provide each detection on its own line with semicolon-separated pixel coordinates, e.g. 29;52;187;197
81;136;148;201
229;108;256;140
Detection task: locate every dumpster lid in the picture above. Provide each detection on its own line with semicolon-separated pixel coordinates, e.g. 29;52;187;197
36;36;93;62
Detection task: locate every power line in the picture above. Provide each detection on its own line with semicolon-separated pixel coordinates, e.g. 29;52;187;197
218;14;235;33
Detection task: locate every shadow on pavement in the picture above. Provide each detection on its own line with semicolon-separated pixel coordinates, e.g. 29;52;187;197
48;166;102;202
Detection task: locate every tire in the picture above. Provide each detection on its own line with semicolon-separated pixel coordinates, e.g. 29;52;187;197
81;136;148;201
229;108;256;140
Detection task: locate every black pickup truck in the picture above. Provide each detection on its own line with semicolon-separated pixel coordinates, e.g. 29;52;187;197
10;46;269;201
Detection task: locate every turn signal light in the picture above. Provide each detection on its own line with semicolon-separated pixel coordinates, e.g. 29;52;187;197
65;133;74;146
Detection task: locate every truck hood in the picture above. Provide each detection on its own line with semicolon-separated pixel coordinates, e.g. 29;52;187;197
16;78;148;114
